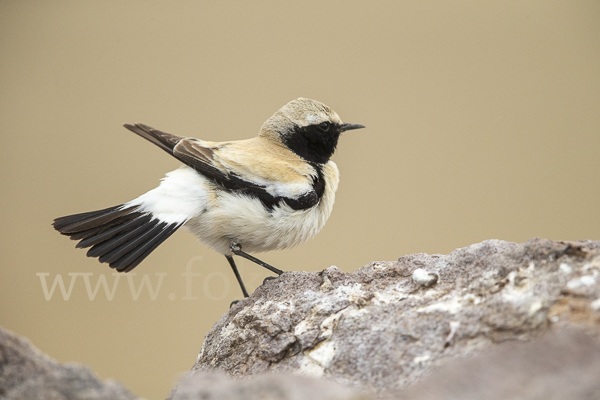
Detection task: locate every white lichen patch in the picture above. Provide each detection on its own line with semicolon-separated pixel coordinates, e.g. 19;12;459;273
306;340;336;369
559;263;573;275
297;354;325;377
482;269;499;279
417;293;483;314
566;275;597;290
219;321;239;338
528;300;543;316
444;320;460;345
370;286;409;306
371;262;391;271
319;283;371;307
333;283;365;300
293;318;312;337
461;293;484;306
319;310;343;341
413;354;431;364
417;296;463;314
293;302;330;336
501;270;535;305
591;298;600;312
294;304;348;338
249;299;295;317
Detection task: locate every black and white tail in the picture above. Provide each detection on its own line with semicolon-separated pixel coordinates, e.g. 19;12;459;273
53;205;182;272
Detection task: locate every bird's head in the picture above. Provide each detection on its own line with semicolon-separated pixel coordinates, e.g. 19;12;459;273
260;97;365;164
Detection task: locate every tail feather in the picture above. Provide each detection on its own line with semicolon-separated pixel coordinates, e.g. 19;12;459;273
53;205;119;231
104;222;179;273
95;219;159;261
67;210;144;241
76;214;151;249
121;224;180;272
69;225;111;241
53;204;182;272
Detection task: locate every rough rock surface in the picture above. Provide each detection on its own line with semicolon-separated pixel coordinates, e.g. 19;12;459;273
169;371;372;400
0;325;139;400
190;238;600;396
400;327;600;400
173;328;600;400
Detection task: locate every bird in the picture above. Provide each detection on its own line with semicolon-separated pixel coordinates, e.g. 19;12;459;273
53;98;365;297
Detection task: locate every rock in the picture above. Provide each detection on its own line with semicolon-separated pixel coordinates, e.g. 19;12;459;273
5;238;600;399
189;238;600;397
399;327;600;400
0;325;139;400
172;329;600;400
168;371;373;400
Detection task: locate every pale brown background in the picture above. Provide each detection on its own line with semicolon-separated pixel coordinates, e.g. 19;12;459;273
1;1;599;399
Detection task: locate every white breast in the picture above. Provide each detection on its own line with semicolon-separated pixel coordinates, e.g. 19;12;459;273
185;161;340;255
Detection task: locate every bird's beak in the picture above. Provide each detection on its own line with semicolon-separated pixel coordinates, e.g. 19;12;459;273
340;123;366;132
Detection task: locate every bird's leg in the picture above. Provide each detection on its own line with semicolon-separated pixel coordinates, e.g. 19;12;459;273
225;255;249;298
230;241;284;275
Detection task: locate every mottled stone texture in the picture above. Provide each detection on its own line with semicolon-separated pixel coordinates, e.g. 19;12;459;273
400;327;600;400
0;326;139;400
190;238;600;396
169;372;371;400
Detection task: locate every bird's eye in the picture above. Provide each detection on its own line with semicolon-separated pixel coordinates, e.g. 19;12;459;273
318;122;330;132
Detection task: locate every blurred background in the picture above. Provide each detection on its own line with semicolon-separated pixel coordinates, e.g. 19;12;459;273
1;1;599;399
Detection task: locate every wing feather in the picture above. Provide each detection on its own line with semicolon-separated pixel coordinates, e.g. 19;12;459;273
124;123;324;210
123;123;183;154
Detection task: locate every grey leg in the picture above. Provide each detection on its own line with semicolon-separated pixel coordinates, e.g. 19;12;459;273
225;255;249;298
230;241;283;275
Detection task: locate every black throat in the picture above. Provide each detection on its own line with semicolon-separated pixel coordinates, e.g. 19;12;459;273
281;124;341;164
